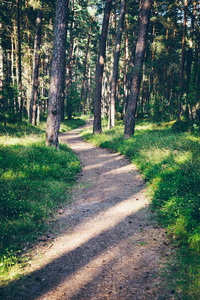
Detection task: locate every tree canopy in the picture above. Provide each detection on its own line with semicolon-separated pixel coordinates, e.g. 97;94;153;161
0;0;199;139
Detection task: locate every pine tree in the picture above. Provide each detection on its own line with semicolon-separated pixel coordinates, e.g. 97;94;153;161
45;0;69;148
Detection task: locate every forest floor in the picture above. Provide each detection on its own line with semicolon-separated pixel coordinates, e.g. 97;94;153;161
5;120;174;299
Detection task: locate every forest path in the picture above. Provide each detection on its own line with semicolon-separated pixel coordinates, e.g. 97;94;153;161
22;120;171;299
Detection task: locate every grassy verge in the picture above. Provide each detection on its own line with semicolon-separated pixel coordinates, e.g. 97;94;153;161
0;118;85;283
81;120;200;298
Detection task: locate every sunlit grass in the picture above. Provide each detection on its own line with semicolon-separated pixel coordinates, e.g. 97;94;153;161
0;118;84;283
81;119;200;298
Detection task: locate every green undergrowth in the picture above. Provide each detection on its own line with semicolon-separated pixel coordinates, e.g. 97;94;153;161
81;120;200;298
0;118;84;283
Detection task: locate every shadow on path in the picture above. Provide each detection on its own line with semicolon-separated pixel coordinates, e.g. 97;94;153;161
1;121;170;300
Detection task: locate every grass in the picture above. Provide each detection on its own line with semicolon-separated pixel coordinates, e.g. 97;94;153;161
0;118;85;283
81;119;200;299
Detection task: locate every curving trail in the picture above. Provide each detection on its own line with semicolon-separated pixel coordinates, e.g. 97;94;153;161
11;121;171;299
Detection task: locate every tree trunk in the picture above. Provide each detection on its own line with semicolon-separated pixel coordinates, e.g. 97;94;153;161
124;0;152;138
88;51;91;111
150;1;155;97
185;0;196;117
126;0;143;108
93;0;112;134
0;43;5;126
29;8;43;125
178;0;188;121
42;32;50;120
81;25;91;108
17;0;23;120
123;17;129;122
108;0;125;129
11;32;15;88
45;0;69;148
107;9;116;128
66;0;74;120
13;17;19;87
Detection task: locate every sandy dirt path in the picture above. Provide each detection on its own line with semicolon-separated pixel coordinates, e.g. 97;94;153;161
10;121;171;300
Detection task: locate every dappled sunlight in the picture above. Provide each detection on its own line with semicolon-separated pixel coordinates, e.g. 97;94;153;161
0;135;42;146
1;170;26;180
40;230;157;299
44;246;118;299
135;124;153;131
141;148;171;165
83;155;127;171
102;164;138;176
174;151;192;164
0;121;173;299
42;192;148;260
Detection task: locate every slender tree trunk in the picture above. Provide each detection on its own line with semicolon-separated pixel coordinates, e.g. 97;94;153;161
93;0;112;134
11;32;15;87
0;43;5;126
108;0;125;129
178;0;188;121
66;0;74;120
81;25;91;107
123;17;129;122
124;0;152;138
185;0;196;118
45;0;69;148
88;51;91;111
42;31;50;119
126;0;143;107
108;8;116;128
102;41;109;119
29;8;43;125
13;17;19;87
150;0;156;98
17;0;23;120
103;29;111;119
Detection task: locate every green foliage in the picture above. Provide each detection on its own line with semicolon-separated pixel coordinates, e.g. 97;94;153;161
60;117;85;132
0;83;19;125
0;119;83;281
81;120;200;298
171;120;190;132
66;87;82;119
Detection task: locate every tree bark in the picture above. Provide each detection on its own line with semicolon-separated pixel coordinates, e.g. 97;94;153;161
185;0;196;118
93;0;112;134
80;25;91;112
123;17;129;122
108;0;125;129
13;16;19;87
66;0;74;120
45;0;69;148
0;43;5;126
17;0;23;120
124;0;152;138
11;32;15;88
178;0;188;121
29;8;43;125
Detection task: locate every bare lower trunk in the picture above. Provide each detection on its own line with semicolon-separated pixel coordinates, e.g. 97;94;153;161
66;0;74;120
17;0;23;120
93;0;112;134
178;0;188;121
124;0;152;138
81;26;91;107
108;0;125;129
13;17;19;87
123;17;129;122
185;0;196;119
29;8;42;125
0;44;5;126
45;0;69;148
